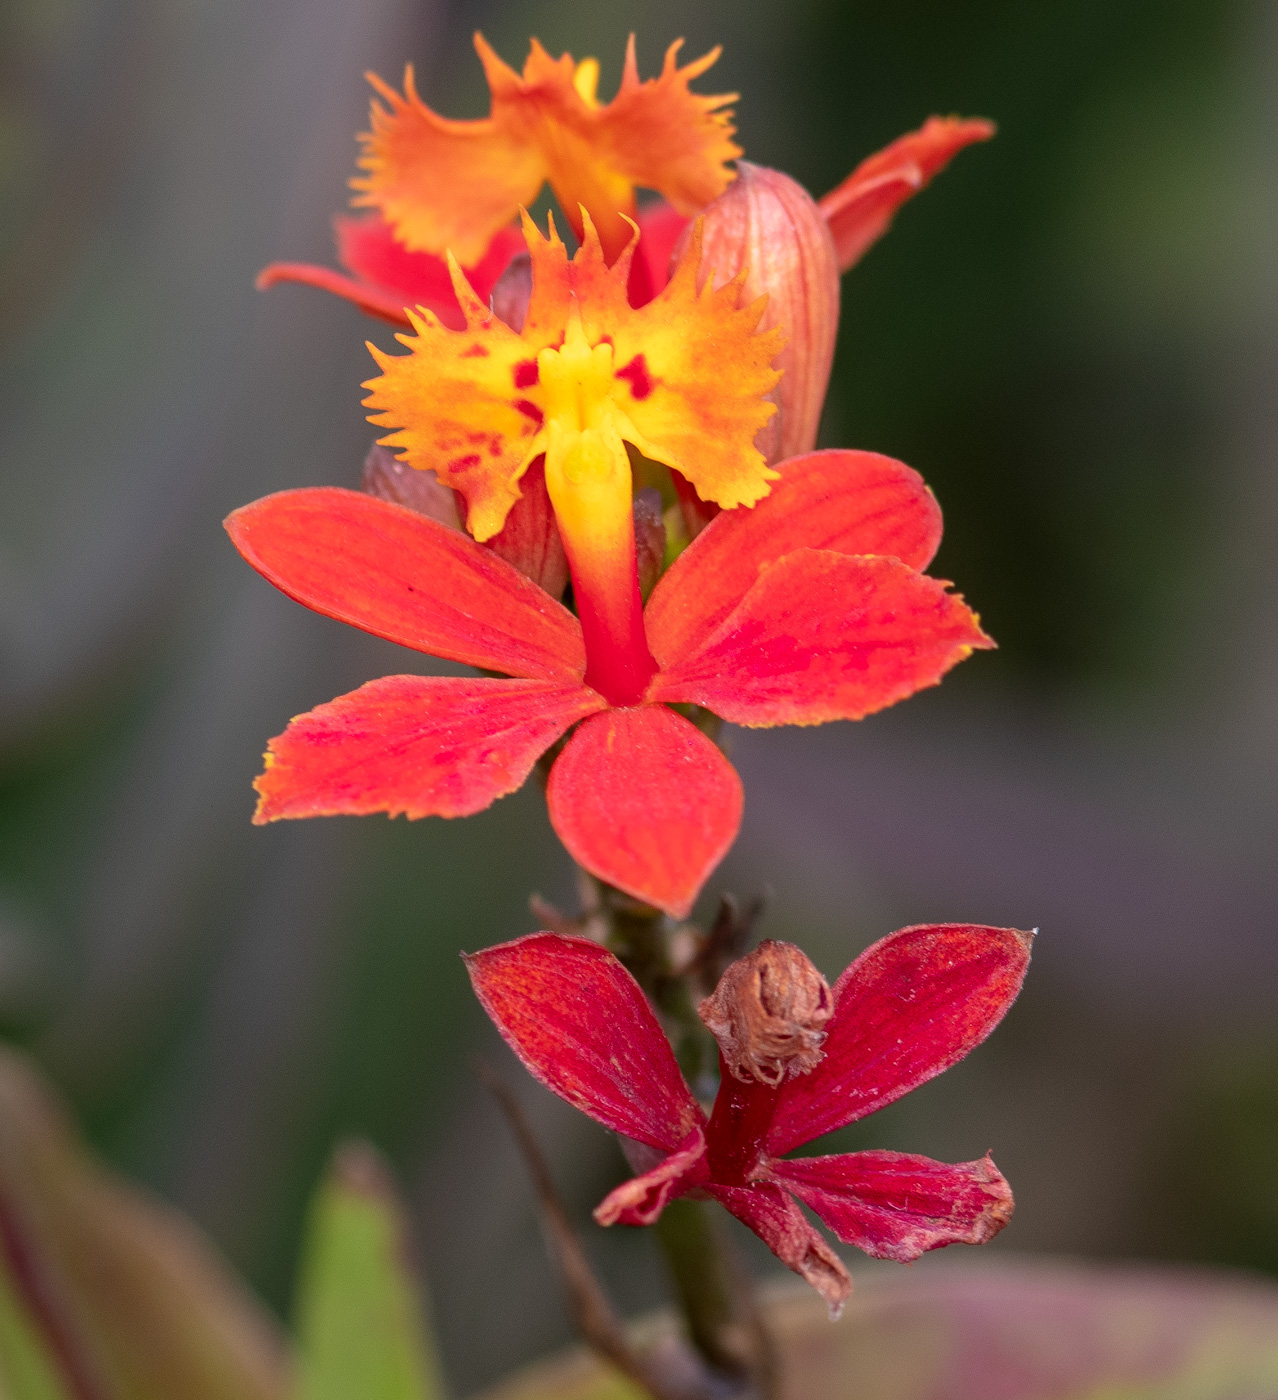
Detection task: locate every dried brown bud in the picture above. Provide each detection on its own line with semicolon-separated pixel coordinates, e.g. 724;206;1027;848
489;252;532;332
698;940;833;1086
361;443;462;529
675;162;839;465
633;488;667;599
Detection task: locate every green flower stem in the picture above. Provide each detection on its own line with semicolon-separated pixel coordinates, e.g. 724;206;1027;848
653;1199;748;1381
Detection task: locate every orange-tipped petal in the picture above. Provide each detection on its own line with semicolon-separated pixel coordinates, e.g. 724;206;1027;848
225;488;584;682
650;550;992;726
645;449;943;667
546;706;742;918
768;925;1033;1155
253;676;604;822
352;37;737;269
678;162;840;463
820;116;995;272
770;1151;1013;1263
464;932;704;1151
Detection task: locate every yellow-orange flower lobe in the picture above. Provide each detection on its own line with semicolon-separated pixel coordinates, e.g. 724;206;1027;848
353;34;741;266
363;210;783;703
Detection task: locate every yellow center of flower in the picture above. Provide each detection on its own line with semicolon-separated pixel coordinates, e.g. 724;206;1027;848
536;312;635;550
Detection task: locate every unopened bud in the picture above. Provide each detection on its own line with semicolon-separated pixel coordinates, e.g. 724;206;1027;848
490;252;532;332
362;443;462;529
698;940;833;1086
676;163;839;465
633;488;667;599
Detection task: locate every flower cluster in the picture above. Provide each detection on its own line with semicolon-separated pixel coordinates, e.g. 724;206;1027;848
235;29;1025;1320
467;924;1030;1313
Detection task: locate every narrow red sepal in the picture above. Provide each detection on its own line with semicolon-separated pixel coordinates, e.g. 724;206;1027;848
593;1128;707;1226
650;550;992;727
545;706;743;918
225;488;585;682
628;200;691;306
255;216;523;329
707;1181;851;1316
464;933;703;1151
768;925;1033;1155
819;116;995;272
253;676;603;822
645;449;943;666
770;1150;1013;1262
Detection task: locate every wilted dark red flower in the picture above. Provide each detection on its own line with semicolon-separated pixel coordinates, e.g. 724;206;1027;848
466;924;1030;1314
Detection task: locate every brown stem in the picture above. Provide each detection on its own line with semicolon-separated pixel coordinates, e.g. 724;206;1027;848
476;1061;687;1400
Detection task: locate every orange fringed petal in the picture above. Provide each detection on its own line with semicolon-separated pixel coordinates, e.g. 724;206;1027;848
604;221;785;511
649;550;993;727
820;117;995;272
253;676;605;822
352;35;738;268
363;212;784;542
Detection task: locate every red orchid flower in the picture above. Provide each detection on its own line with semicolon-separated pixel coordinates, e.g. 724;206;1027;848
226;449;990;916
258;54;991;329
466;924;1031;1314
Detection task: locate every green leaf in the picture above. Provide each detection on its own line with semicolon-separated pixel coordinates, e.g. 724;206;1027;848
0;1045;288;1400
293;1143;445;1400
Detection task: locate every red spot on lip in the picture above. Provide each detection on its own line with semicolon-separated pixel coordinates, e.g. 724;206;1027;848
513;359;539;388
463;343;490;358
616;354;656;400
515;399;544;427
449;453;482;472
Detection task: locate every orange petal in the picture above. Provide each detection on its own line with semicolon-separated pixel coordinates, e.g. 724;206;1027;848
820;116;995;272
649;550;993;727
352;63;544;265
645;449;942;666
253;676;605;822
546;706;742;918
225;488;584;681
353;36;738;269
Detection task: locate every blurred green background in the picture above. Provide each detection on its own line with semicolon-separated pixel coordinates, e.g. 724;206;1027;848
2;0;1277;1392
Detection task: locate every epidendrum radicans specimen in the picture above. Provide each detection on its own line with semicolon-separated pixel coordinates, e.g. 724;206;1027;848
236;24;1027;1391
468;927;1030;1314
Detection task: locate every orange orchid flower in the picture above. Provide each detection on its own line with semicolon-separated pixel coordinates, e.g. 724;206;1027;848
354;34;739;275
362;210;783;707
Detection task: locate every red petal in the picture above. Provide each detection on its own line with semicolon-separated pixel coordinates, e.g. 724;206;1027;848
255;261;415;328
770;1150;1013;1263
819;117;995;272
225;487;585;682
253;676;603;821
650;550;992;726
628;199;691;306
256;217;523;330
768;925;1033;1155
645;450;942;667
707;1182;851;1317
593;1128;707;1226
545;707;742;918
483;458;569;598
464;933;703;1152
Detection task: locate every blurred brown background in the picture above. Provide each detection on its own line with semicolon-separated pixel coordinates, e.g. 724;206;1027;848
2;0;1277;1392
